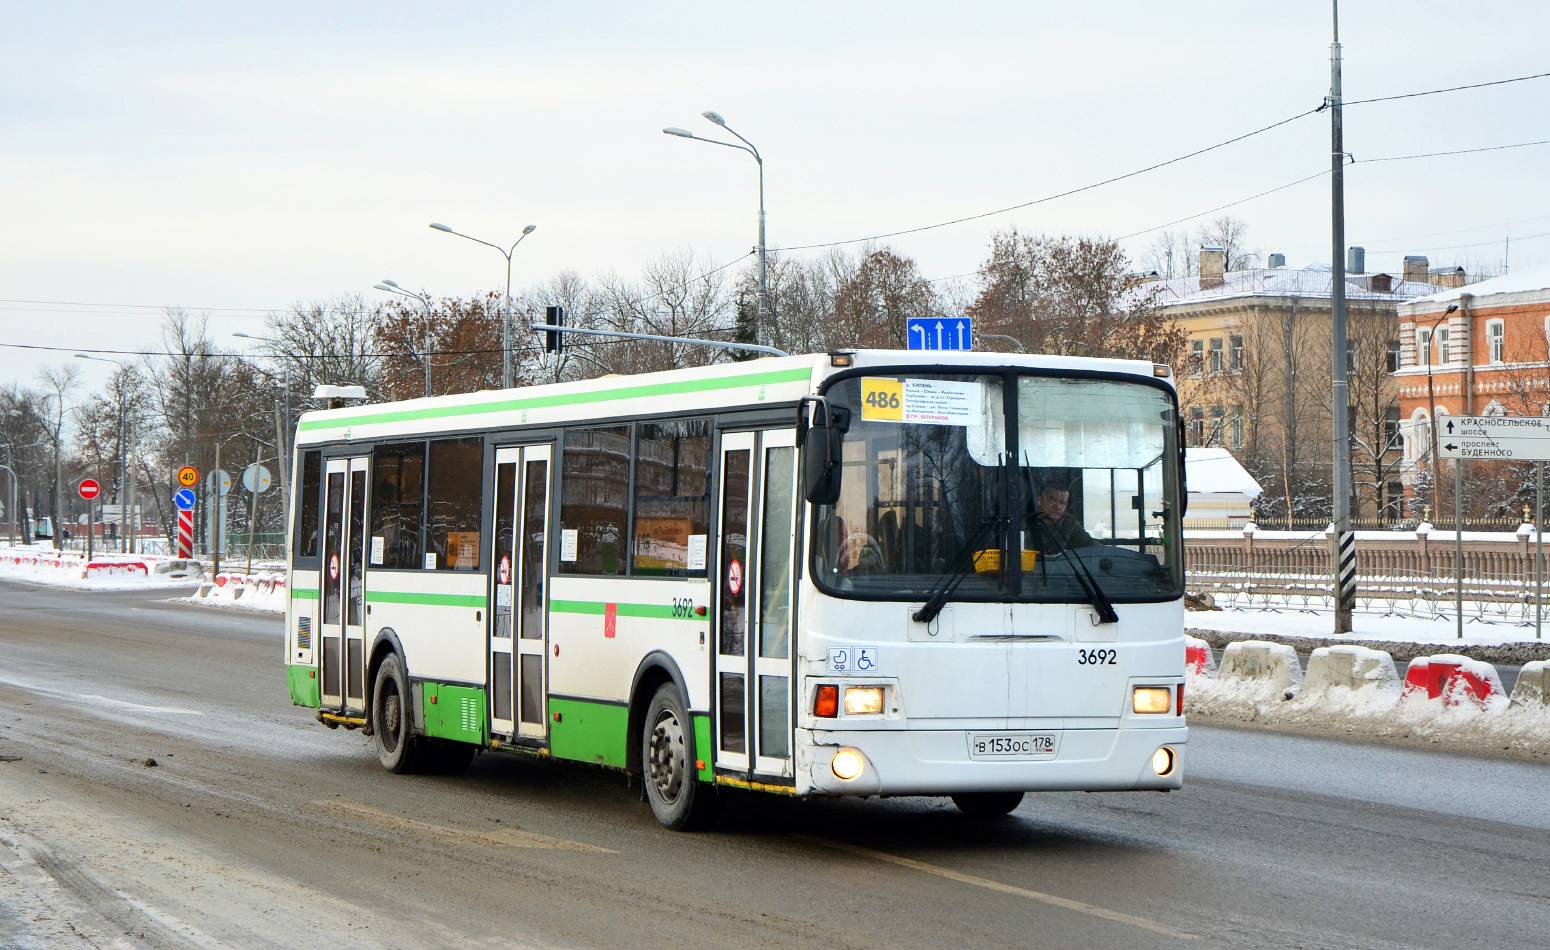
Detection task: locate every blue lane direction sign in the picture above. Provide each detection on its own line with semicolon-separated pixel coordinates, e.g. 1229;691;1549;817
906;317;972;351
174;488;197;511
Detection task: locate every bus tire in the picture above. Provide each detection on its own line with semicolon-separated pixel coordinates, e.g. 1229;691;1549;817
372;653;426;774
642;683;717;831
951;792;1024;817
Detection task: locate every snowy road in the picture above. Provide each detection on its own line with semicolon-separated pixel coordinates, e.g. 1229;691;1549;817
2;579;1549;949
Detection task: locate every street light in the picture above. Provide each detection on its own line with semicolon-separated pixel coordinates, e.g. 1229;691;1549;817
663;111;768;348
1422;303;1461;520
373;280;435;397
429;222;537;389
74;353;135;553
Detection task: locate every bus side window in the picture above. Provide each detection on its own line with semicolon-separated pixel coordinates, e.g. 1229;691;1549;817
558;426;631;576
295;450;322;559
631;420;711;577
426;437;484;571
370;442;425;569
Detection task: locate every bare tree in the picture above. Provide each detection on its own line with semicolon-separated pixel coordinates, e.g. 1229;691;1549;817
589;251;734;375
832;248;940;349
1196;216;1258;271
1142;230;1196;279
35;364;80;549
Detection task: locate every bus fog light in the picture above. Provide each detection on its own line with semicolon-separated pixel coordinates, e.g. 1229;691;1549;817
1151;746;1176;776
1132;687;1171;714
831;749;865;780
843;686;885;715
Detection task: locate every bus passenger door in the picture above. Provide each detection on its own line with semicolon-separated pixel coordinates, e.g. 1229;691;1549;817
321;456;369;715
489;444;552;740
714;429;797;781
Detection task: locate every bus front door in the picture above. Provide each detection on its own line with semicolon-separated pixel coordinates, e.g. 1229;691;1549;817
489;445;553;741
320;456;369;716
714;429;798;783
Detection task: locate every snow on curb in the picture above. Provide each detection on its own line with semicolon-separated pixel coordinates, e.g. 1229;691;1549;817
0;547;201;590
188;572;286;613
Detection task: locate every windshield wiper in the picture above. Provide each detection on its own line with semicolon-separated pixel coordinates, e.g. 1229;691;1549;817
1058;545;1119;624
911;516;1002;625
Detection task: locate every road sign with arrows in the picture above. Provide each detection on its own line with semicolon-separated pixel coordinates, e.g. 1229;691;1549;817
1436;415;1550;461
906;316;972;351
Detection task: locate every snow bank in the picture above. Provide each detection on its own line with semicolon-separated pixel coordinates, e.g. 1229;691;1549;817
188;572;286;614
0;547;200;590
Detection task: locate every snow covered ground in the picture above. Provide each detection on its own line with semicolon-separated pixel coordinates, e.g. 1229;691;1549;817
0;545;201;591
1188;606;1548;648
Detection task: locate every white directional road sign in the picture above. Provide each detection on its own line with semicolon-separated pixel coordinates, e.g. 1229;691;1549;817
1436;415;1550;461
242;463;273;493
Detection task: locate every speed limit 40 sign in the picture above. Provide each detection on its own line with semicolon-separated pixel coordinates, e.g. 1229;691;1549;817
177;466;199;487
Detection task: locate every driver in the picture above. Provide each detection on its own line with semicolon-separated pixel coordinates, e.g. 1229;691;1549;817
1028;479;1097;553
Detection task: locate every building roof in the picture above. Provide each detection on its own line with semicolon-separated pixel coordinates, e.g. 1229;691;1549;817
1134;263;1447;309
1185;447;1263;500
1405;261;1550;308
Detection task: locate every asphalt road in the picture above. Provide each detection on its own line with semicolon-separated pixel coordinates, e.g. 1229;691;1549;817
2;579;1549;950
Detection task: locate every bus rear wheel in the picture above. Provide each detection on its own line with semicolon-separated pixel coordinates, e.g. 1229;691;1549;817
642;684;718;831
951;792;1024;817
372;653;427;774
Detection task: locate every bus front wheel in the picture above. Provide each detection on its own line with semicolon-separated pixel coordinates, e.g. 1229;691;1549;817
372;653;426;774
951;792;1024;817
642;684;718;831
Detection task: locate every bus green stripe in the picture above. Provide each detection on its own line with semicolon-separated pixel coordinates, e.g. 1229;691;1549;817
297;367;810;432
290;588;319;600
365;590;486;608
549;599;700;621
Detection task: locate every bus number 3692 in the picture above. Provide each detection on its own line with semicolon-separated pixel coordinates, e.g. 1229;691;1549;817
1077;648;1118;665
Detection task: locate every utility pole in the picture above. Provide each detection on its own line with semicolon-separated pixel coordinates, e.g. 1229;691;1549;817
1329;1;1356;634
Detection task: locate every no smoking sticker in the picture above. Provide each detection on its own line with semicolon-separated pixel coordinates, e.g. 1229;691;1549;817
329;553;340;581
727;559;743;596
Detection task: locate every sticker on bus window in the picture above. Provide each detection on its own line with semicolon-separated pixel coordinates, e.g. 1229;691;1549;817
423;552;437;570
686;534;707;570
370;537;384;565
560;529;578;562
862;377;979;427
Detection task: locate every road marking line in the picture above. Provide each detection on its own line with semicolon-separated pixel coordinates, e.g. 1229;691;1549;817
0;677;203;716
318;800;614;853
116;892;241;950
795;835;1198;940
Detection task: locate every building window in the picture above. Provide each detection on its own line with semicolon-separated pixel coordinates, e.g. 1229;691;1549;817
1229;335;1243;373
1384;407;1401;449
1385;481;1405;519
1386;339;1401;373
1416;327;1432;366
1487;320;1505;364
1346;340;1358;373
1190;407;1205;444
1229;404;1244;448
1209;406;1225;446
1209;337;1224;375
1438;327;1450;364
1189;340;1204;377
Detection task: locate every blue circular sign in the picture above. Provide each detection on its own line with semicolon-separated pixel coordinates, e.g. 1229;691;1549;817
174;488;197;511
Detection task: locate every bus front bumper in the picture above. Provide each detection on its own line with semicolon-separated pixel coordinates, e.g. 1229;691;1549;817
797;725;1187;797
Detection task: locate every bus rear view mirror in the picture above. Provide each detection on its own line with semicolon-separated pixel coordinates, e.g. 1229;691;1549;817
799;396;844;506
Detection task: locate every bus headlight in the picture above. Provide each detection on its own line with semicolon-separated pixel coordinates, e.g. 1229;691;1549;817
1151;746;1176;776
843;686;885;715
1132;686;1172;714
831;748;865;780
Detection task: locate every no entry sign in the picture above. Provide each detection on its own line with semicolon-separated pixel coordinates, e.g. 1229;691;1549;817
78;479;101;500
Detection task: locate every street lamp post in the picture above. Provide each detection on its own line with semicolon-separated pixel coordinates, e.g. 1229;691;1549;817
1421;304;1461;640
1422;304;1460;520
373;281;435;397
429;222;537;389
663;111;768;347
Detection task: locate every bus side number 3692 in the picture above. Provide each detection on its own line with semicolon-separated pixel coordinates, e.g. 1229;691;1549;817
1077;648;1117;665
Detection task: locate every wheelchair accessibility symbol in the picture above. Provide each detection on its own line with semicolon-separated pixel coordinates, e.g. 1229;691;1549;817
827;647;878;673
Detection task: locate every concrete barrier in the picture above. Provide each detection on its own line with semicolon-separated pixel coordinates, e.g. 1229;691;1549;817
1300;645;1400;702
1218;640;1303;696
1185;635;1216;678
82;561;149;579
1401;654;1508;712
1509;660;1548;707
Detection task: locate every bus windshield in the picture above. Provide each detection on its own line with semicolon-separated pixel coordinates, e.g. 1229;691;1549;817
812;372;1183;604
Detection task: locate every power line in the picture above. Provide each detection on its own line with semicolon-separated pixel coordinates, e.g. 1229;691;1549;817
781;108;1322;252
1341;70;1550;107
1357;138;1550;163
1366;229;1550;255
1117;169;1331;241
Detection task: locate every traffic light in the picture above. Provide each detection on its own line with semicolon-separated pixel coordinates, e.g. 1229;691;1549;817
544;305;565;353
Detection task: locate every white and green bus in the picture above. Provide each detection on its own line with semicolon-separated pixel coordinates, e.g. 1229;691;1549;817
284;349;1188;829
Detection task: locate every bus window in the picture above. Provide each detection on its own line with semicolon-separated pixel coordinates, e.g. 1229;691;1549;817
369;442;425;570
427;438;484;571
294;450;321;559
559;426;631;575
631;420;711;577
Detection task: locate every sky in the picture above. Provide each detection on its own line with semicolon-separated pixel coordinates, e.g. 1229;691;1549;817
3;1;1548;392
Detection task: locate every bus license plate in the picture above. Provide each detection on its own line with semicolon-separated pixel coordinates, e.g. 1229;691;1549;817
968;733;1057;760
